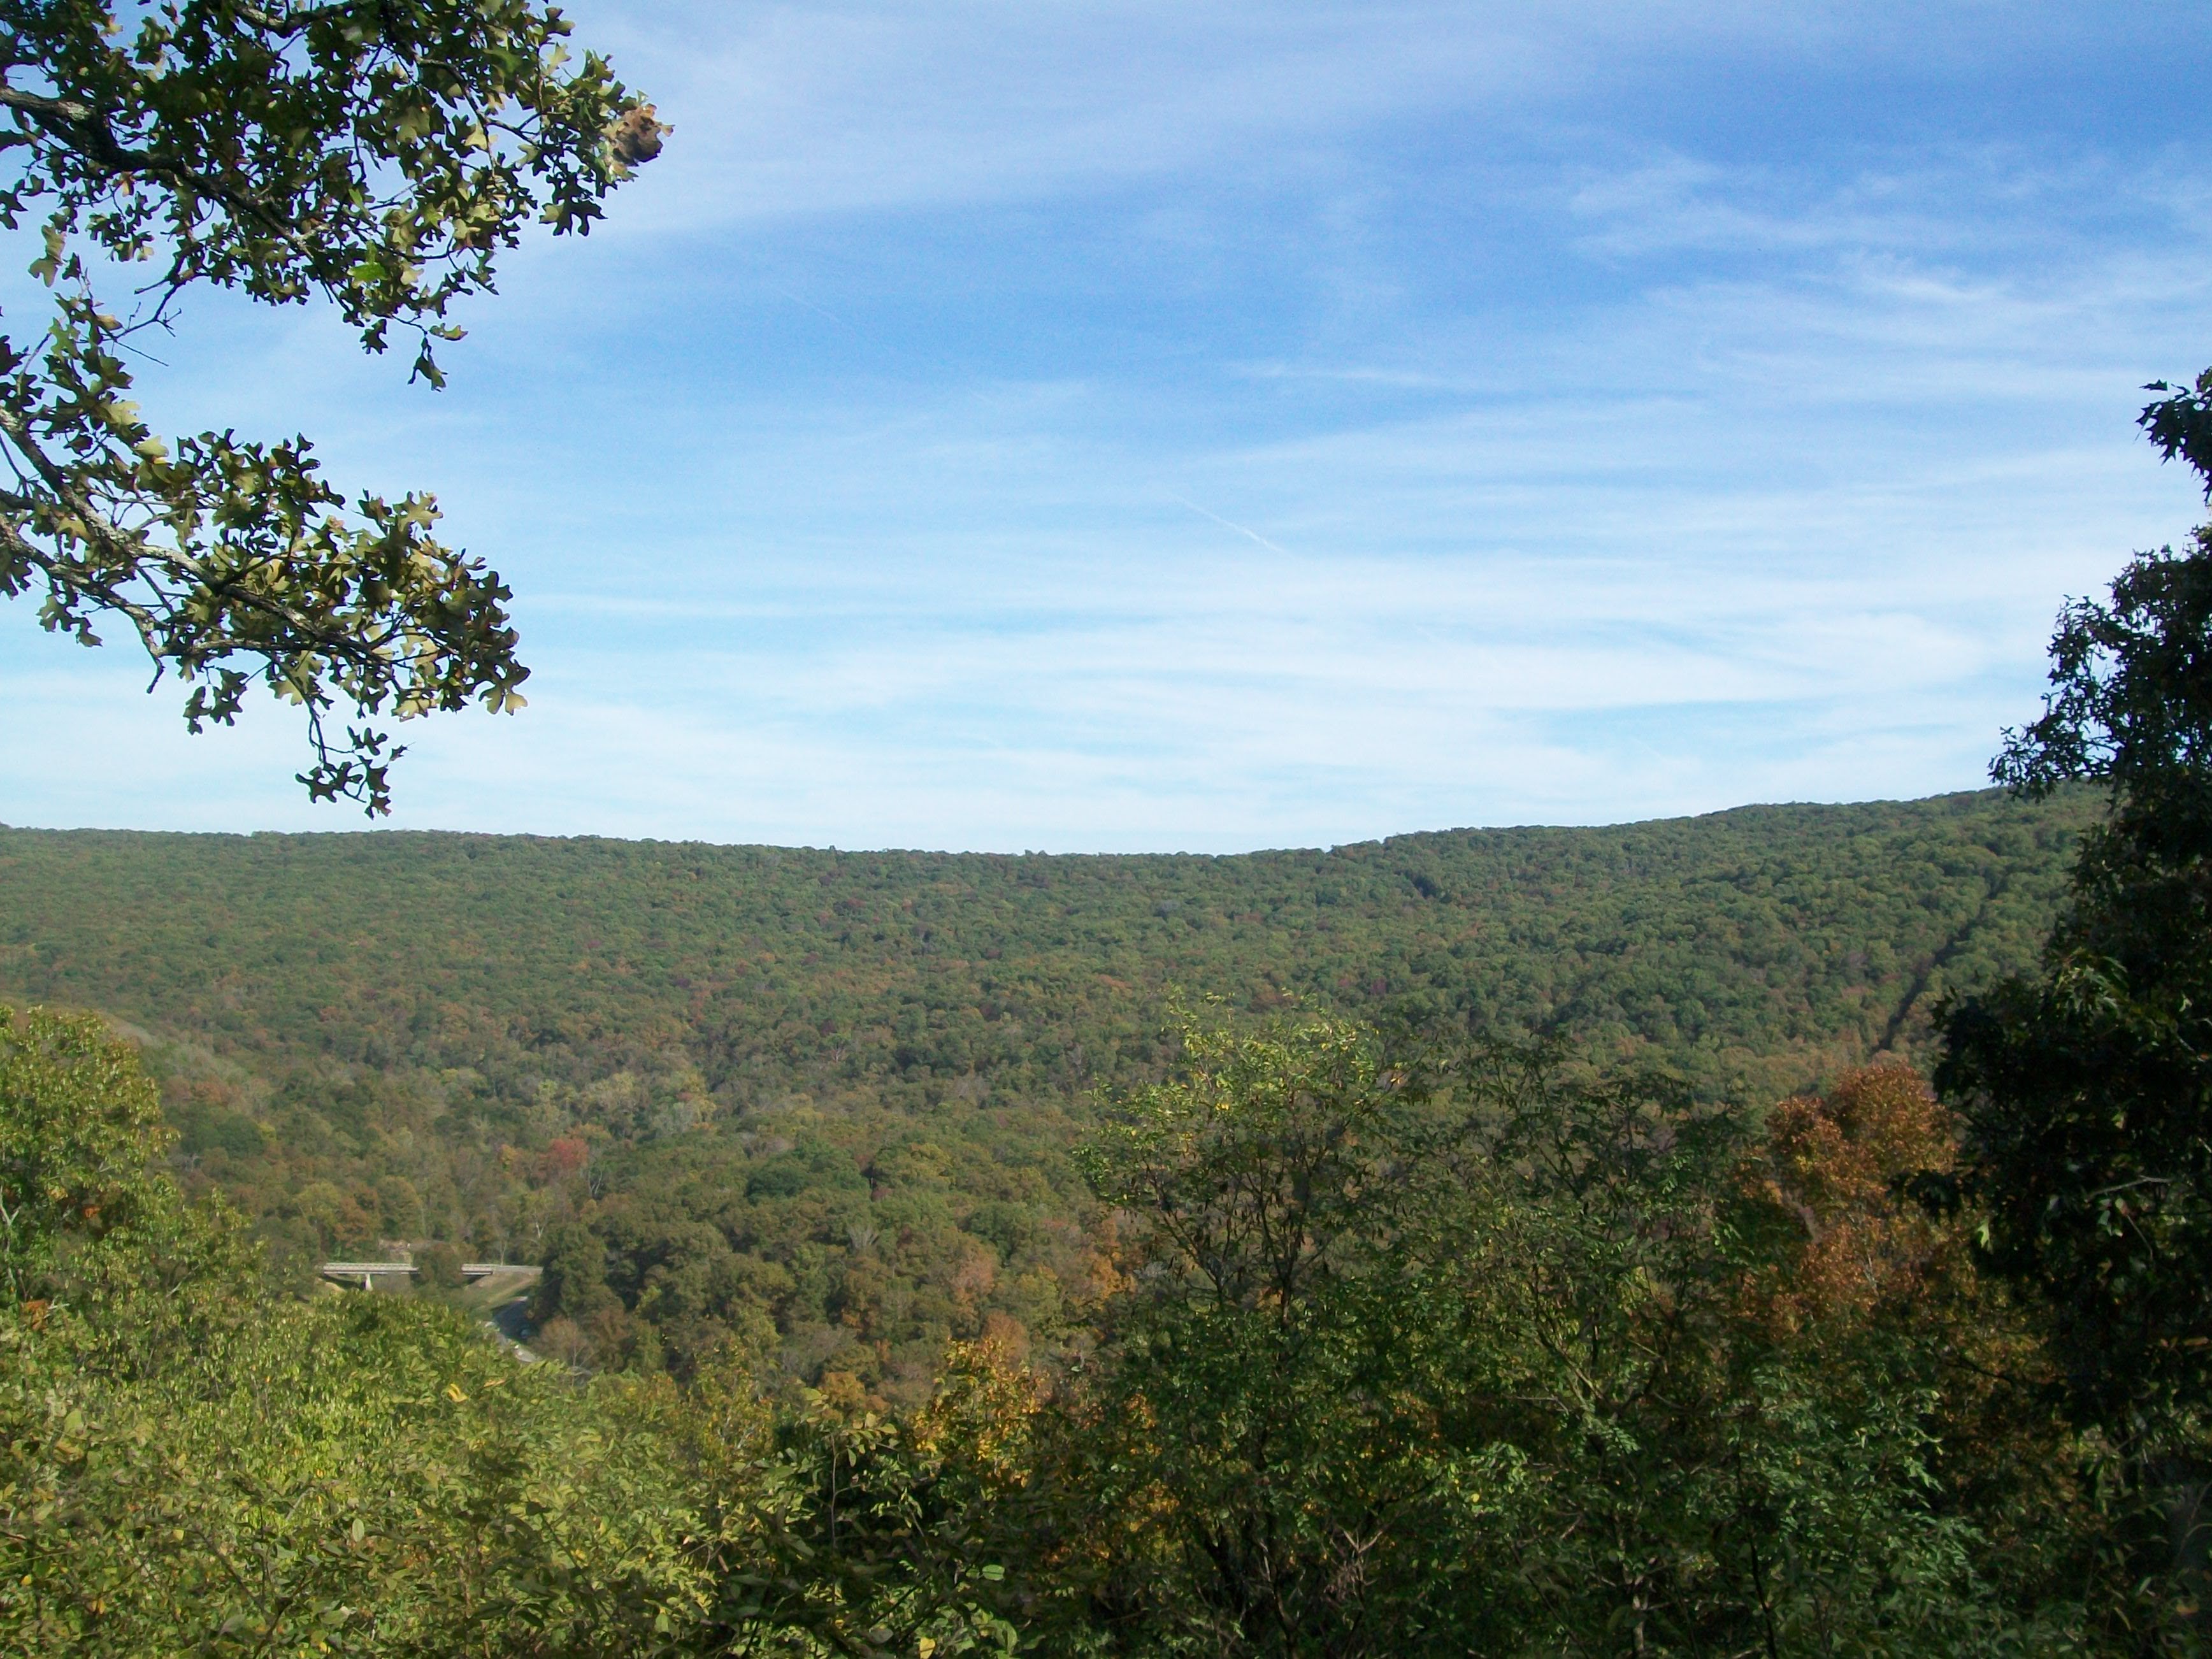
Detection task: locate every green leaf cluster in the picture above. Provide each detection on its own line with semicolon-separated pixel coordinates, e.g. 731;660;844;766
1020;1015;2112;1655
0;1000;2160;1654
0;4;661;808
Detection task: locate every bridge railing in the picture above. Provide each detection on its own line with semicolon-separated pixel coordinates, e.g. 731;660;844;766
319;1261;543;1284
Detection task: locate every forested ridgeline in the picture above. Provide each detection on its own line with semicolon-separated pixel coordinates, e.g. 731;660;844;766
0;791;2094;1386
0;792;2093;1110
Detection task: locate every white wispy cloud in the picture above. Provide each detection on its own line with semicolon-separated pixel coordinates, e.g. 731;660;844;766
4;3;2210;848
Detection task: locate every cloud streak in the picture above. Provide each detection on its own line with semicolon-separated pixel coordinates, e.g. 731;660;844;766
4;4;2210;849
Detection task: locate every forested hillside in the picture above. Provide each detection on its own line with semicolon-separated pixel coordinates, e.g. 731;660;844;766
0;789;2095;1384
1;787;2092;1103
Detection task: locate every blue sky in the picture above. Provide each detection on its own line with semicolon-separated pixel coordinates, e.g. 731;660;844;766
6;0;2212;851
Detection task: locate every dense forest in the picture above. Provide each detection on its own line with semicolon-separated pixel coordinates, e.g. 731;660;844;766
0;793;2094;1110
0;789;2094;1384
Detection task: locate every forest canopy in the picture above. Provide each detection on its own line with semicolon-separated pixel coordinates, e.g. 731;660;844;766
0;996;2175;1653
0;788;2095;1380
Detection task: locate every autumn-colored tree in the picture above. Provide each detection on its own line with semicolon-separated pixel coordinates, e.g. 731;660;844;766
1734;1064;1962;1335
1730;1066;2107;1636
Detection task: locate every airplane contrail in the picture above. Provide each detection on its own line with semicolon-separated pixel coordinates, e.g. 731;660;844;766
1167;493;1291;557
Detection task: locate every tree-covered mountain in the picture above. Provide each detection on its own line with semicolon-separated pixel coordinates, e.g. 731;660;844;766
0;788;2097;1383
1;787;2093;1105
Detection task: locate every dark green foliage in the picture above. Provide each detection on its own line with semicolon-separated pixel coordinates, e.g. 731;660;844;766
2139;368;2212;490
535;1217;617;1326
1943;384;2212;1438
1993;536;2212;849
1932;370;2212;1646
414;1237;464;1289
703;1377;1027;1658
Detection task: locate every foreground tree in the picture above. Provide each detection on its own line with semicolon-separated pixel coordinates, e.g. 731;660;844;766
1940;375;2212;1438
1937;370;2212;1637
0;1008;738;1655
0;3;664;810
1046;1014;2075;1656
0;1001;2120;1653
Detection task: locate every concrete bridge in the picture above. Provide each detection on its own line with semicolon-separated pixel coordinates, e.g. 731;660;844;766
319;1261;543;1290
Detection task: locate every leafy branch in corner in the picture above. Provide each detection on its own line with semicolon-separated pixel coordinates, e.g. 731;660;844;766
0;1;664;810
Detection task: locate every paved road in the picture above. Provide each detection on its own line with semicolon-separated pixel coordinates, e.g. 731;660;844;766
471;1268;542;1363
